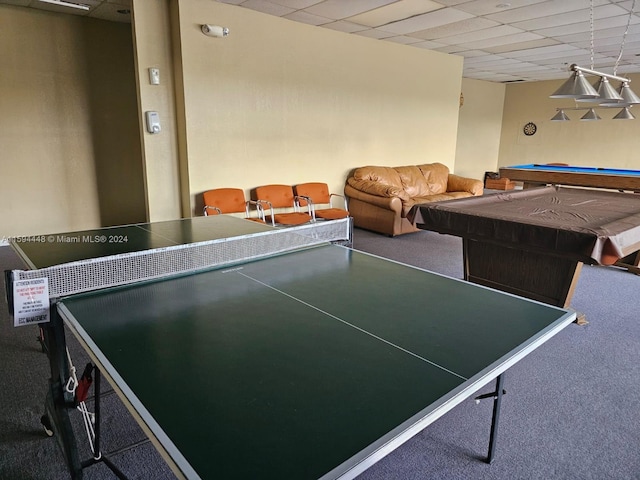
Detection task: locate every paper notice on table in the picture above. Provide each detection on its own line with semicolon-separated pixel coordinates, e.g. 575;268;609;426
13;278;50;327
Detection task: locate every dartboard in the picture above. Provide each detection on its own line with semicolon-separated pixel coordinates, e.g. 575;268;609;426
523;122;537;136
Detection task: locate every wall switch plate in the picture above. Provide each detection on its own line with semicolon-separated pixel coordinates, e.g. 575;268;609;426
148;68;160;85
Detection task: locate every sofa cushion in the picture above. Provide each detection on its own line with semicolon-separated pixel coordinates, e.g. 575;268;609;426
353;166;403;188
395;166;431;198
346;178;409;200
417;163;450;195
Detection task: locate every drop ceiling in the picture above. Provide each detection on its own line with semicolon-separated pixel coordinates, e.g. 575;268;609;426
0;0;132;24
4;0;640;83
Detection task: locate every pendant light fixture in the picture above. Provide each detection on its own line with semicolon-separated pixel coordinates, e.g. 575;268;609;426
613;107;636;120
550;0;638;120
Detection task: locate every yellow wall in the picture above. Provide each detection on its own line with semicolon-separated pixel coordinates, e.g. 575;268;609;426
173;1;464;215
499;75;640;168
0;5;145;238
455;78;506;180
131;0;183;222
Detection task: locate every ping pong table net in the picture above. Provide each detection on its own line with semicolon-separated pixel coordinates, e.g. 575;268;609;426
11;219;351;299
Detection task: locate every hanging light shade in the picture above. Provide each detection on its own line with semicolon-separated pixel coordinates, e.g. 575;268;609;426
577;77;623;103
601;82;640;107
613;107;635;120
551;110;571;121
580;108;601;121
550;70;599;99
619;82;640;104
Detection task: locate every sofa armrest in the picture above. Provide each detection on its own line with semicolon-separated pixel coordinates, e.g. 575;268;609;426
447;174;484;196
344;184;403;214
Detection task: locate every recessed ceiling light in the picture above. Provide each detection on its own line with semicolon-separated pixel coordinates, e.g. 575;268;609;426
496;3;511;7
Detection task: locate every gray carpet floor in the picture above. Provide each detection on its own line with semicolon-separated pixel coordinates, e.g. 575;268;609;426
1;228;639;480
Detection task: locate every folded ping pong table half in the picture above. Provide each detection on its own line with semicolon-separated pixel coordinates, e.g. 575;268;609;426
6;216;576;479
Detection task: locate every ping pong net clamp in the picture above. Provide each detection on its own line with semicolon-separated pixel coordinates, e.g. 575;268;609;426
6;218;352;480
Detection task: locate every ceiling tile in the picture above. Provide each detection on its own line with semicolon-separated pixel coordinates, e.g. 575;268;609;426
354;28;395;39
484;38;560;54
485;0;612;24
511;4;630;31
458;32;545;50
284;10;331;25
385;35;424;45
451;50;494;58
238;0;294;16
378;7;474;35
499;44;586;59
347;0;442;28
304;0;397;20
410;17;499;41
552;24;640;44
322;20;369;33
431;0;470;5
464;57;524;68
90;1;130;22
270;0;323;8
454;0;550;16
434;25;525;46
533;15;640;38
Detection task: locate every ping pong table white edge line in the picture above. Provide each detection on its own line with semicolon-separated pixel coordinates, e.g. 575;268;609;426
57;302;201;480
321;309;576;480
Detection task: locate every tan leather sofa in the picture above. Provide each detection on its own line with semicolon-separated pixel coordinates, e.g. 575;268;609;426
344;163;483;236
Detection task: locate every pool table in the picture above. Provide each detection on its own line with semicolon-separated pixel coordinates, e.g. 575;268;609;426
499;164;640;192
409;187;640;311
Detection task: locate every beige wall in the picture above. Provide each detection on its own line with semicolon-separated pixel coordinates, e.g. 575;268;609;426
132;0;183;221
0;5;145;238
173;1;464;215
5;2;640;240
499;75;640;168
455;78;506;180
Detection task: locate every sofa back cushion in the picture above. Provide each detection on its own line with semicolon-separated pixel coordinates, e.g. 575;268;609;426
417;163;450;194
394;166;431;197
353;166;403;188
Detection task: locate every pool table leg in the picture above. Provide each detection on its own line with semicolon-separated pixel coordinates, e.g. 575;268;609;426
614;250;640;275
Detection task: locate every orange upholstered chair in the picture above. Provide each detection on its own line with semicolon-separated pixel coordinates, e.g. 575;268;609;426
294;182;349;221
254;184;313;226
202;188;264;222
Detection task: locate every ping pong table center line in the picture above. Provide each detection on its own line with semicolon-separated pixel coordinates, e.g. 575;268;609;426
236;270;469;382
133;224;184;245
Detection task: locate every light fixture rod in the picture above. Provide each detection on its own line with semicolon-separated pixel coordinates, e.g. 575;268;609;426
570;64;630;84
554;106;626;112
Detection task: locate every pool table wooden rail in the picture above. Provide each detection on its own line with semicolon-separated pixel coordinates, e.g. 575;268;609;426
499;165;640;192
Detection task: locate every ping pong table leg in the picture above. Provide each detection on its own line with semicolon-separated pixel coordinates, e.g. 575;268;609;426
42;306;84;478
486;373;506;464
44;307;130;479
80;367;130;480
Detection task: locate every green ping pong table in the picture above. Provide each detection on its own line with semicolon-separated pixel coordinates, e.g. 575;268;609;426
6;215;575;479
